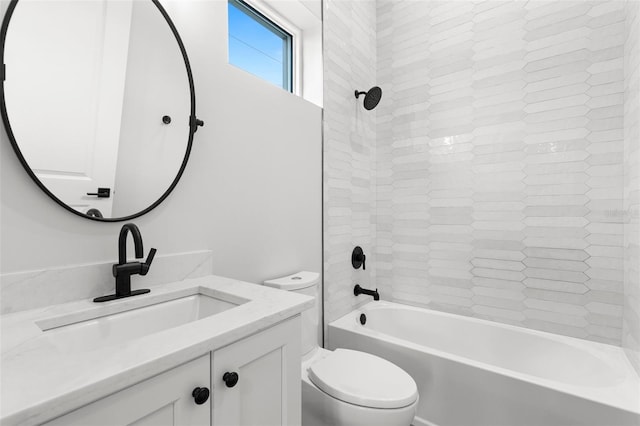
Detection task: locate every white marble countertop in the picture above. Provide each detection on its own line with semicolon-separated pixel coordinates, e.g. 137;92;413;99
0;274;314;426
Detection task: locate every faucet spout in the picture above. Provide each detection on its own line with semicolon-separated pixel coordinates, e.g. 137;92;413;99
118;223;144;264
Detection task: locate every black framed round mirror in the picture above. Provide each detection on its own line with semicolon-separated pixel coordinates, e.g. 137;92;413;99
0;0;203;221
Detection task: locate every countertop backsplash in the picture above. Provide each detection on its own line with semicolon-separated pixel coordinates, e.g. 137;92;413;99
0;250;213;314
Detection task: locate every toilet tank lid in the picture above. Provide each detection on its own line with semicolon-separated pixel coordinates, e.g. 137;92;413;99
263;271;320;290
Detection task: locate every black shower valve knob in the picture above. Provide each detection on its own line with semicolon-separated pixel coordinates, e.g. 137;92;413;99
352;246;366;270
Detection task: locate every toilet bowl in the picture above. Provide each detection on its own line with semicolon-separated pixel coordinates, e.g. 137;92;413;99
301;347;418;426
264;272;418;426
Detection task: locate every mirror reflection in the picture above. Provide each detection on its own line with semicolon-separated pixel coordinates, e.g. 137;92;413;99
3;0;192;219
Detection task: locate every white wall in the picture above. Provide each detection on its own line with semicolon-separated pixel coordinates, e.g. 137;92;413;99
0;0;322;288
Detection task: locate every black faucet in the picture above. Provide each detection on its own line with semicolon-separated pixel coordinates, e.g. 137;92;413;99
354;284;379;301
94;223;156;303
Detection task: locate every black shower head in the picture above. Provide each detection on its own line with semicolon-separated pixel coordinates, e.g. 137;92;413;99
355;86;382;110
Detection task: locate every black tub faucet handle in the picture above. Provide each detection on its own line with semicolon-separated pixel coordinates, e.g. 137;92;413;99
352;246;366;270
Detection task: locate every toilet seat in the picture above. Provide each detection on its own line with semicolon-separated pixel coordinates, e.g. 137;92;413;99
308;349;418;409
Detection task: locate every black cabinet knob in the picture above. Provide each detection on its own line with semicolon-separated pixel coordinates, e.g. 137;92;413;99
192;387;210;405
223;372;239;388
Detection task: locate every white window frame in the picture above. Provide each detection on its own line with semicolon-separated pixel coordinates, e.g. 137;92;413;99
229;0;302;95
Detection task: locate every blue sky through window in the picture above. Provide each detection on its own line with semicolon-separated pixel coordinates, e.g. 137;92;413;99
228;0;291;90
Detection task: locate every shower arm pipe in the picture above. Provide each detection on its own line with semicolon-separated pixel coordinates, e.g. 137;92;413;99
354;90;368;98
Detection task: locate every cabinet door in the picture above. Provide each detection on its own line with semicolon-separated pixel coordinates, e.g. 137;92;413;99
212;317;301;426
45;354;210;426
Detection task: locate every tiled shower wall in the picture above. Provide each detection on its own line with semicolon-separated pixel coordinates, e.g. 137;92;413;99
624;0;640;372
375;0;628;345
323;0;377;326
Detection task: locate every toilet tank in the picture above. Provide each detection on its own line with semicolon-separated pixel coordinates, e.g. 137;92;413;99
264;271;320;356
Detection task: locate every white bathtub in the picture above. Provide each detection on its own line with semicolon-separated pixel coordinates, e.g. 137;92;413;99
328;301;640;426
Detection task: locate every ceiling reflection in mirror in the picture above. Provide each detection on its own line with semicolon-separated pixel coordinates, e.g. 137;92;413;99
1;0;195;220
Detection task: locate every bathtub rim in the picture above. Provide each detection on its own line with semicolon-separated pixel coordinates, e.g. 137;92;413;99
329;300;640;416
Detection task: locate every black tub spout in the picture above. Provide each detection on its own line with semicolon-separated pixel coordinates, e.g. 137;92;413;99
354;284;380;301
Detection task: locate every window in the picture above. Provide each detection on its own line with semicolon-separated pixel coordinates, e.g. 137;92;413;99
228;0;293;92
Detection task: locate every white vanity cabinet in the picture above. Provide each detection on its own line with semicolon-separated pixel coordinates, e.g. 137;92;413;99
44;354;211;426
42;317;301;426
212;317;301;426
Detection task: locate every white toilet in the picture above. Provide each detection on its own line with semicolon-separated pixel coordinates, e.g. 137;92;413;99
264;271;418;426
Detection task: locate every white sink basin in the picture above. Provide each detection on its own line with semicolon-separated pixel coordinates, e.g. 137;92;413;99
37;293;239;352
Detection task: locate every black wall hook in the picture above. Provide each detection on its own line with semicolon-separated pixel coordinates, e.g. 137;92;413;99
352;246;366;270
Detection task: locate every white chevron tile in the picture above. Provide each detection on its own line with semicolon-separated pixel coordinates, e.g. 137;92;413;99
324;0;633;349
